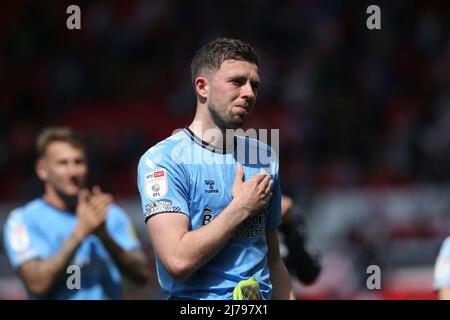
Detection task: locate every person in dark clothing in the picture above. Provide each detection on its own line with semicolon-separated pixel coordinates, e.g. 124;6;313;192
280;195;322;285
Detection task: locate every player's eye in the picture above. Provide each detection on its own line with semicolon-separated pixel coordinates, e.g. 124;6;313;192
230;78;245;86
57;160;68;166
251;82;260;91
75;158;85;165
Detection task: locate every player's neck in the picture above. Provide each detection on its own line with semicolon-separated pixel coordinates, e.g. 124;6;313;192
188;115;233;151
43;186;76;212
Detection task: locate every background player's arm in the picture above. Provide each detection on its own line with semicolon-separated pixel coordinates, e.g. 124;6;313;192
146;165;272;281
96;226;150;285
267;229;295;300
18;230;85;297
18;189;110;297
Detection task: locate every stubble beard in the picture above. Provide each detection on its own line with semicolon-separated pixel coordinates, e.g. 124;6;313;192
208;101;245;130
53;177;85;211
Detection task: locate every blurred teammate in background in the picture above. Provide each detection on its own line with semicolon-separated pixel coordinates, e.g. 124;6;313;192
280;195;321;287
3;127;150;299
433;237;450;299
137;37;294;299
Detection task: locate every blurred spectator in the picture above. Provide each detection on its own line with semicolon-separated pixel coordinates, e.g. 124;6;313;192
279;195;322;285
1;1;450;202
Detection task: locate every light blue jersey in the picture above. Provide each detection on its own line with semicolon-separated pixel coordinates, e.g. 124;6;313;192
137;128;281;300
434;236;450;290
3;198;140;300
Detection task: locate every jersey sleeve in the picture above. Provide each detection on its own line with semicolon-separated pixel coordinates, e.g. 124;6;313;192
106;205;141;251
265;148;282;232
434;237;450;290
2;209;52;269
137;148;190;223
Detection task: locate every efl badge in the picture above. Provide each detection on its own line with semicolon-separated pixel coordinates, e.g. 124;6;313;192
9;223;31;252
435;255;450;283
145;168;168;200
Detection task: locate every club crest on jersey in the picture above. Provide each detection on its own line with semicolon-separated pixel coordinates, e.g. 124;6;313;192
145;169;168;200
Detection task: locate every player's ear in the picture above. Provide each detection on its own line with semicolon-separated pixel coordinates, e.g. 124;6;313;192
195;76;209;99
35;158;49;182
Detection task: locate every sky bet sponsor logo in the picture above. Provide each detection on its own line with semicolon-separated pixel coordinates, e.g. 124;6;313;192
153;170;165;178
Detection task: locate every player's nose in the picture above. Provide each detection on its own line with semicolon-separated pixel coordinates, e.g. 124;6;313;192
240;82;256;100
68;161;84;177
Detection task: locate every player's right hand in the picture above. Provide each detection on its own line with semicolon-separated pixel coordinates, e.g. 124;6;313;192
74;187;113;238
232;164;273;216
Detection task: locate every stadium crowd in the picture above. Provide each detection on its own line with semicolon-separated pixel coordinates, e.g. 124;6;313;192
1;0;449;299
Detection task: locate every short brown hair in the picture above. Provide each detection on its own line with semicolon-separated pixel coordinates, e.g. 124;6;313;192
36;127;85;158
190;37;259;87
